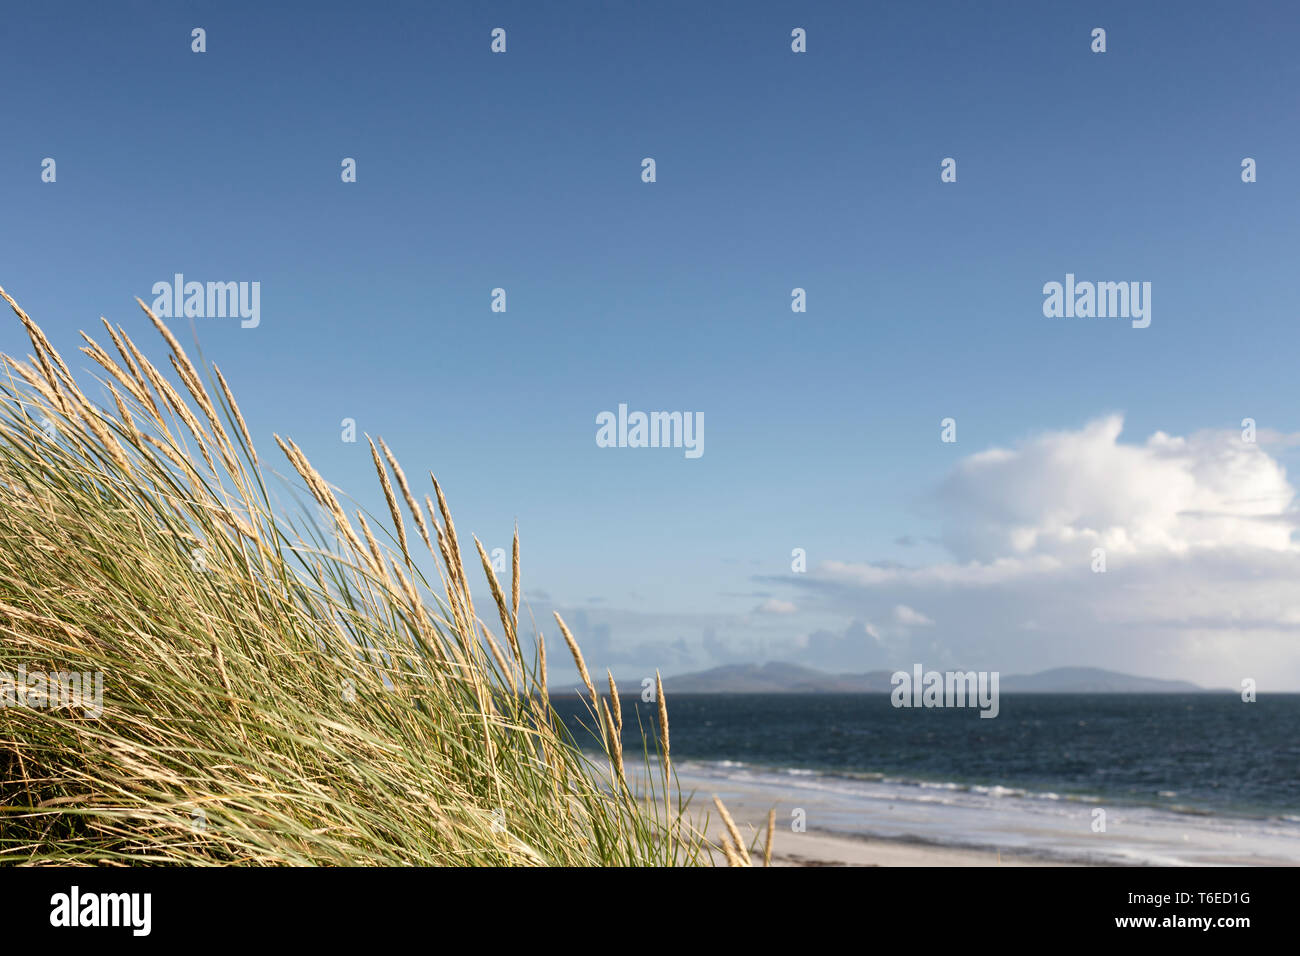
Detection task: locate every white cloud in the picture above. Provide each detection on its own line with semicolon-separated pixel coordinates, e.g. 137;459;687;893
797;416;1300;688
935;414;1295;562
893;604;934;626
755;598;798;615
1258;428;1300;448
821;554;1061;588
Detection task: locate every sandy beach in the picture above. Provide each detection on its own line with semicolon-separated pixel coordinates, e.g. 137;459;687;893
686;777;1079;866
715;819;1077;867
667;761;1300;867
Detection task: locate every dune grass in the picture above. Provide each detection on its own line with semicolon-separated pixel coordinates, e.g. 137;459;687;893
0;285;723;866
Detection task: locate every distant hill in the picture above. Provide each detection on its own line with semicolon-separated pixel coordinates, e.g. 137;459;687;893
660;662;874;694
658;662;1213;694
1000;667;1208;693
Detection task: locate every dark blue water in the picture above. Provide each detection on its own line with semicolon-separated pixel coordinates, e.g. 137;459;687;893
552;693;1300;820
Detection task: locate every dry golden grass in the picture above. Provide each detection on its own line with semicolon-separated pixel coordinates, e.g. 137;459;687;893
0;285;743;866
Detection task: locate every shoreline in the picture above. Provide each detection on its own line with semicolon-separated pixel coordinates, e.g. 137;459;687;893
704;815;1086;867
683;779;1084;867
663;761;1300;867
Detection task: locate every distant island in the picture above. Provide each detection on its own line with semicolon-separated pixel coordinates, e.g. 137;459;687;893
654;662;1221;694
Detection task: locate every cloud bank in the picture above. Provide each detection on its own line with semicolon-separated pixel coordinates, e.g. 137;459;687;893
540;415;1300;690
804;415;1300;688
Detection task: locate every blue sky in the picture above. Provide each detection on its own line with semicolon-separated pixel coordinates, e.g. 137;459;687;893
4;1;1300;687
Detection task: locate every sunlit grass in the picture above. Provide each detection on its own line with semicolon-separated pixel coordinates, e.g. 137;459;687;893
0;285;711;866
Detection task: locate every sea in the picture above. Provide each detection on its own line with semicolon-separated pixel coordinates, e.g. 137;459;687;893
551;692;1300;865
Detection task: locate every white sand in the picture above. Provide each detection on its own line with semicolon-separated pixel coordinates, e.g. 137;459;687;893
692;788;1079;867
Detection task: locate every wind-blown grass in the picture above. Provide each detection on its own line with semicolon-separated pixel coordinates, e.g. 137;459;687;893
0;285;713;866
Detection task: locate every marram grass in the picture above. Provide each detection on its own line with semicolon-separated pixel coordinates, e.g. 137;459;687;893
0;285;738;866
